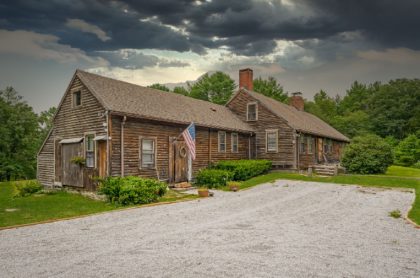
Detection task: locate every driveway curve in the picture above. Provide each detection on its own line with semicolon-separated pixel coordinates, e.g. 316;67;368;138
1;180;419;277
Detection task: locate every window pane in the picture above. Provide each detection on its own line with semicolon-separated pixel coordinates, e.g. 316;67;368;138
142;139;153;151
219;132;226;152
267;131;277;151
86;135;94;151
248;104;256;120
142;154;153;164
232;134;238;152
86;152;94;167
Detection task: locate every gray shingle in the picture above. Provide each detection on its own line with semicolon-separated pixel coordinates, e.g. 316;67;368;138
76;70;253;133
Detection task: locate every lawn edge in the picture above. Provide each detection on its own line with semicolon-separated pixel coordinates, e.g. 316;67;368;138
0;196;199;231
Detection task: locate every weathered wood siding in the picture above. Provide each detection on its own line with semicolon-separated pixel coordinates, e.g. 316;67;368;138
227;91;295;167
110;116;250;181
37;75;107;190
37;130;55;187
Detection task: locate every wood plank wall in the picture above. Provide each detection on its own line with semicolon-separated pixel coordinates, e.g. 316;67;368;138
227;91;295;167
37;75;107;189
37;130;55;187
110;116;251;181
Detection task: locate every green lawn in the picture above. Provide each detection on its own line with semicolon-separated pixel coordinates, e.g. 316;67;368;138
225;167;420;225
386;165;420;178
0;182;196;228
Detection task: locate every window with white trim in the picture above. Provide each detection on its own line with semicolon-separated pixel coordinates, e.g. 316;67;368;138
266;130;278;152
73;91;81;107
140;138;155;168
218;131;226;152
247;102;257;121
85;134;95;167
231;133;238;153
323;138;332;153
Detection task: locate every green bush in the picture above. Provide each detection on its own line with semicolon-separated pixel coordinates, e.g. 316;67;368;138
13;180;43;197
413;161;420;169
214;160;272;180
342;134;393;174
98;176;167;205
394;134;420;167
195;169;233;188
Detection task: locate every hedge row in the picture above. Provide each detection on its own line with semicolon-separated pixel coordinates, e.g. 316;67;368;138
214;160;272;181
99;176;167;205
195;160;272;188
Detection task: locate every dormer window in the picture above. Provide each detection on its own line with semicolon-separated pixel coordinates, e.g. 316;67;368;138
73;91;81;107
247;102;257;121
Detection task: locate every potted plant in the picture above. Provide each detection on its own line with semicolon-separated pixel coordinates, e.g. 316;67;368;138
197;187;209;197
70;156;86;167
227;181;241;192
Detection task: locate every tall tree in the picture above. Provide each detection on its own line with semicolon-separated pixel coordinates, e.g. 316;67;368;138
253;76;288;102
189;72;235;104
0;87;40;180
304;90;339;123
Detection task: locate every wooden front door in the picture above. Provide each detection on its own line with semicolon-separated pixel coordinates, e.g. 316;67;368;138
97;141;107;178
62;143;83;187
174;140;188;183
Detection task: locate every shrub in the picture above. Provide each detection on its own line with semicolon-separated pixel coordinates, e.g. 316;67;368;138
214;160;272;180
195;169;233;188
13;180;43;197
341;134;393;174
389;210;401;219
98;176;167;205
394;134;420;167
413;161;420;169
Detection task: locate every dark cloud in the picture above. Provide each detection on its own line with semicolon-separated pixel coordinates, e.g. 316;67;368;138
1;0;419;63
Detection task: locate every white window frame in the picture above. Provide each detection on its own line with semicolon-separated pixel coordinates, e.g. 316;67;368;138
218;131;226;153
84;132;96;168
72;90;82;107
266;129;278;153
246;102;258;121
139;137;157;169
231;133;239;153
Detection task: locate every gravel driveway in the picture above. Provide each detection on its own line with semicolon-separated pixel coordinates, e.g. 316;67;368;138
1;180;419;278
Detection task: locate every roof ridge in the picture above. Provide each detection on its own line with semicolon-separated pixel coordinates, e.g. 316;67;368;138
76;69;229;110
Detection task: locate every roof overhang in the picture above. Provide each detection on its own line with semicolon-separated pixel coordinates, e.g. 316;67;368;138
59;137;84;144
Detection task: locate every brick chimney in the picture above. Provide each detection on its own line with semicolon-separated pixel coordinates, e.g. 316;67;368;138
239;68;253;91
290;92;304;111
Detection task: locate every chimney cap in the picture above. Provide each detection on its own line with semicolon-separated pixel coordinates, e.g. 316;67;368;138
239;68;253;72
292;92;302;96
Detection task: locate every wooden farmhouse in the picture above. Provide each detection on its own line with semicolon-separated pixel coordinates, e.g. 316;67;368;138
37;68;349;190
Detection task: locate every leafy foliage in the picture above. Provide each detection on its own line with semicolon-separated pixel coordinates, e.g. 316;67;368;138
98;176;167;205
214;159;272;181
189;72;235;104
173;86;189;96
341;134;393;174
194;169;233;188
0;87;40;180
253;77;288;102
394;134;420;167
147;83;170;92
13;180;43;197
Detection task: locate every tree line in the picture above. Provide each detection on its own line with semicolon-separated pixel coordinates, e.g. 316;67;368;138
1;72;419;180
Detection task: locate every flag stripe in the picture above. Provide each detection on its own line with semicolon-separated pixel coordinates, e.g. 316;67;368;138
182;123;196;160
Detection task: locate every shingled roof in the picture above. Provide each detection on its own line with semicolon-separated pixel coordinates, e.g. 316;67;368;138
240;89;350;142
76;70;253;133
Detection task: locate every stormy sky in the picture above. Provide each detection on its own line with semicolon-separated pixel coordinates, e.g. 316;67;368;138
1;0;420;112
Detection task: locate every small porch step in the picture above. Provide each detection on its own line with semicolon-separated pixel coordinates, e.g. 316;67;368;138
310;164;339;176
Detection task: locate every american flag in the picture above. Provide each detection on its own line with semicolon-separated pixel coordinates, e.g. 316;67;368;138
182;123;196;160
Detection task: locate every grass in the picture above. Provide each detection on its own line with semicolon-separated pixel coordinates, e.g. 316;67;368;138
0;181;196;228
222;166;420;225
389;210;402;219
386;165;420;178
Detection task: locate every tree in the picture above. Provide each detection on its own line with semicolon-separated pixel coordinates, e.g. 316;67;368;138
394;134;420;167
173;86;189;96
341;134;393;174
253;76;288;102
147;83;170;92
331;111;371;138
304;90;339;123
367;79;420;139
38;106;57;142
189;72;235;104
0;87;40;180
